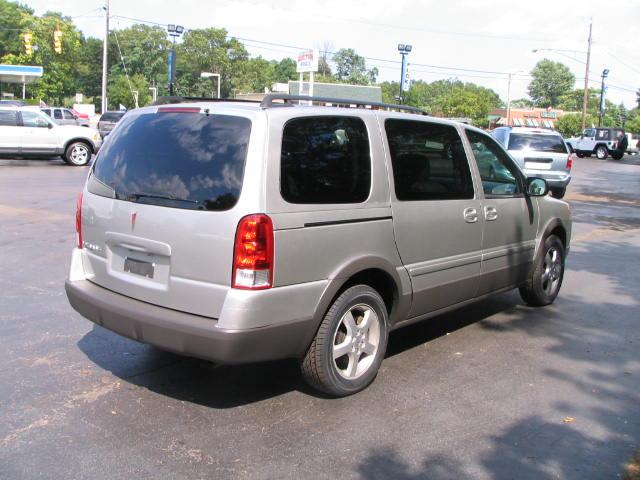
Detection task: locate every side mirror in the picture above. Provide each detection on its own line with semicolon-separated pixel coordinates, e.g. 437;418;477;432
526;177;549;197
47;122;54;129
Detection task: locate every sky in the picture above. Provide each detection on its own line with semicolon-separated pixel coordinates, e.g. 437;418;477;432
24;0;640;108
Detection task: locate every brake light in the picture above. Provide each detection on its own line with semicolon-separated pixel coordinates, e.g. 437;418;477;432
76;192;83;249
567;154;574;170
232;214;274;290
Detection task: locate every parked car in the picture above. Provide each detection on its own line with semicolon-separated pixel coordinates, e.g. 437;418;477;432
97;111;125;138
624;133;639;155
65;95;571;396
41;107;90;127
0;106;101;165
491;126;573;199
0;99;26;106
565;127;626;160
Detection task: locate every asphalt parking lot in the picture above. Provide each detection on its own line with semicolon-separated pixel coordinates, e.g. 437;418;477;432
1;154;639;479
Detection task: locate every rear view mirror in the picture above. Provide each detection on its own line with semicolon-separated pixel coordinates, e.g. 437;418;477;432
527;177;549;197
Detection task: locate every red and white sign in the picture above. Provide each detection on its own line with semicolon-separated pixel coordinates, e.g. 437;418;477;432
297;49;319;73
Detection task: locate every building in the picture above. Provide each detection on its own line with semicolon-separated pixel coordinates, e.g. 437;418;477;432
488;107;577;130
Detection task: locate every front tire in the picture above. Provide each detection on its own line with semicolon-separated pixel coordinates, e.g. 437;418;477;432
520;235;565;307
301;285;389;397
595;145;608;160
64;141;92;166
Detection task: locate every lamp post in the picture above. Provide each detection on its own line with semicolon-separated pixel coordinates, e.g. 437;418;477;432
167;24;184;96
598;68;609;127
397;44;412;104
201;72;221;99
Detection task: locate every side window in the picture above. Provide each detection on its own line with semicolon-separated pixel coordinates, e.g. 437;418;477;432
0;110;18;126
63;109;75;120
584;129;595;137
42;109;51;117
53;109;63;120
596;129;609;140
280;116;371;204
385;119;474;201
465;130;523;197
21;111;50;128
491;128;507;147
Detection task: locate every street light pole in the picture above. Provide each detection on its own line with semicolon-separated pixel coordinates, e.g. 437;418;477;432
167;25;184;96
506;70;523;127
598;69;609;127
101;0;109;114
581;19;593;131
397;44;412;104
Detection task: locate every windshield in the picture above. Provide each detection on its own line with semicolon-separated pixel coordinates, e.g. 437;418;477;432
507;133;567;153
92;110;252;211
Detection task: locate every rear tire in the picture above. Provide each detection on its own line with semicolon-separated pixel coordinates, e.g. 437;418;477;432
519;235;565;307
611;151;624;160
575;151;585;158
64;141;92;166
595;145;608;160
301;285;389;397
550;187;566;199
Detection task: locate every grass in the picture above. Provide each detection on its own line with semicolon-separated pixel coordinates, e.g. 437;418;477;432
625;451;640;480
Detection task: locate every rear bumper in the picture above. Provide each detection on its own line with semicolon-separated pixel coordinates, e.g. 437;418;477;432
65;279;318;364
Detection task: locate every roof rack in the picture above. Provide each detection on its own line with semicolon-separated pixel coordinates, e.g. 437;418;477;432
260;94;427;115
153;96;260;106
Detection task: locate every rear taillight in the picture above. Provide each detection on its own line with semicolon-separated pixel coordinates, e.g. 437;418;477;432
75;192;83;249
567;154;574;170
232;214;274;290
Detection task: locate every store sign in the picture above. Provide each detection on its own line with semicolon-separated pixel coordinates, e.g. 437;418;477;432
540;111;558;119
297;49;319;73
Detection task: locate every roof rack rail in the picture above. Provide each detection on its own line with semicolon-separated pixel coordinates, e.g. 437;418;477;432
260;94;427;115
153;96;260;106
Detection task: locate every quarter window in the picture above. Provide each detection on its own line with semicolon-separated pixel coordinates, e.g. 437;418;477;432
466;130;522;197
63;109;75;120
53;109;63;120
280;116;371;204
385;119;474;201
20;111;50;128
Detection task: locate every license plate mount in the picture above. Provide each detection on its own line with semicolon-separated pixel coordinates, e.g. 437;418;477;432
124;257;155;278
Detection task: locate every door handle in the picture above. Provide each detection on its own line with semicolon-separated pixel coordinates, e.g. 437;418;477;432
484;206;498;221
463;207;478;223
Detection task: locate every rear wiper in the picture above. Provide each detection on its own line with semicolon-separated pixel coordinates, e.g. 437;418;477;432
122;193;203;207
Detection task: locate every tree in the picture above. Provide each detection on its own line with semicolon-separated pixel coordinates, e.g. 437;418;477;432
636;88;640;109
527;59;575;108
0;0;34;59
555;113;596;137
75;37;103;98
332;48;376;85
175;28;248;98
272;58;297;83
107;73;150;110
317;41;334;76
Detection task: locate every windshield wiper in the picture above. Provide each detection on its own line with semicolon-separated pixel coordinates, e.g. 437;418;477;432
122;193;204;207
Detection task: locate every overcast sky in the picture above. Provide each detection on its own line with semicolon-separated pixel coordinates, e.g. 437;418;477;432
24;0;640;108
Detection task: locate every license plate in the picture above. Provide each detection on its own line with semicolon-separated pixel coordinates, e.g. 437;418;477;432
525;162;552;170
124;257;155;278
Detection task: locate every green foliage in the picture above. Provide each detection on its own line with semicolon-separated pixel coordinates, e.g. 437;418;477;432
0;0;34;58
528;59;575;108
332;48;377;85
555;113;596;137
108;73;149;110
381;78;502;126
558;88;599;114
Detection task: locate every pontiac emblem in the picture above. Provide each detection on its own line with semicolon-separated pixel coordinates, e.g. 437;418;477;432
131;212;137;230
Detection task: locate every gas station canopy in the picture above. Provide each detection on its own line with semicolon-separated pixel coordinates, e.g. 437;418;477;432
0;64;43;85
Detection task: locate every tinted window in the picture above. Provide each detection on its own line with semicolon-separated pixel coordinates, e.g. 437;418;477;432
385;119;474;201
63;109;75;120
466;130;522;197
507;133;567;153
100;112;125;122
41;109;51;117
584;129;595;137
280;116;371;204
21;111;50;128
92;112;251;211
0;110;17;126
53;109;63;119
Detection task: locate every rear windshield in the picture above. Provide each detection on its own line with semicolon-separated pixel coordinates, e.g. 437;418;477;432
507;133;567;153
99;112;125;122
92;111;252;211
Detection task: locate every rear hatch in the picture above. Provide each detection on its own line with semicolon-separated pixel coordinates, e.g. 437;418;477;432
82;106;253;318
507;132;570;173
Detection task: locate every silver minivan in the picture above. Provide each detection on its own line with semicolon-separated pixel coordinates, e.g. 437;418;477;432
66;95;571;396
491;126;573;199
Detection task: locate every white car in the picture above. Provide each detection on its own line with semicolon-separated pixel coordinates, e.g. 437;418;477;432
0;106;102;166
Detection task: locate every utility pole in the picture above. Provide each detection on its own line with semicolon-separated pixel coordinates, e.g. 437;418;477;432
580;19;592;131
101;0;109;114
598;69;609;127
